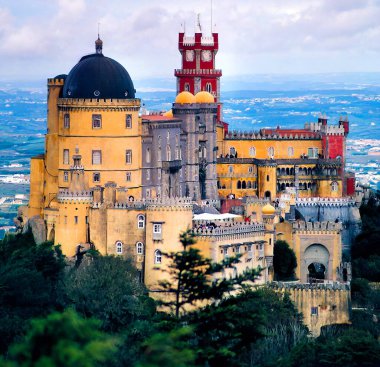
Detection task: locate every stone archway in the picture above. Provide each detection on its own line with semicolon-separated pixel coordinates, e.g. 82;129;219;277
48;228;55;243
303;244;330;282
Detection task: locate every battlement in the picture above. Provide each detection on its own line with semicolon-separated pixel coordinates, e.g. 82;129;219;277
193;222;265;237
174;69;222;76
269;281;350;291
47;78;65;86
57;98;141;108
57;189;93;203
244;197;270;205
307;122;345;136
296;197;356;207
292;221;342;232
225;130;321;140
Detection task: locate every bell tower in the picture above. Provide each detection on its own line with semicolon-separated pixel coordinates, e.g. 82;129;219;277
175;15;223;120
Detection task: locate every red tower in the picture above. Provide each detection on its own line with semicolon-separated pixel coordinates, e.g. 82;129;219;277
174;19;223;120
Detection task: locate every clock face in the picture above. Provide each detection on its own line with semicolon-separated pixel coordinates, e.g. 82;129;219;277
202;50;212;62
185;50;194;62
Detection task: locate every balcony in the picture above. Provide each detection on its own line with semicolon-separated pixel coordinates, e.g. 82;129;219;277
174;68;222;77
162;160;182;171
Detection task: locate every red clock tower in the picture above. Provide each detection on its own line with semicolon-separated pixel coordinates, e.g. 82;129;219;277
174;18;223;120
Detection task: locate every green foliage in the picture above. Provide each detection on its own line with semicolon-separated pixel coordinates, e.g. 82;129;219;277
0;232;66;353
273;240;297;281
351;278;372;306
279;329;380;367
6;309;116;367
157;229;260;317
65;255;155;332
136;327;196;367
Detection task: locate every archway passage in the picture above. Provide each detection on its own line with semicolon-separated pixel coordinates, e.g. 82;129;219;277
304;243;330;282
308;262;326;280
265;191;271;200
48;228;55;242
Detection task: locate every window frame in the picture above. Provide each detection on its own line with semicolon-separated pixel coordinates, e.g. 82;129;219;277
153;223;162;234
93;172;100;182
116;241;123;255
63;171;69;182
63;149;70;165
92;150;102;165
92;114;102;129
126;171;131;182
126;114;132;129
126;149;132;164
136;242;144;255
154;249;162;264
137;215;145;229
63;113;70;129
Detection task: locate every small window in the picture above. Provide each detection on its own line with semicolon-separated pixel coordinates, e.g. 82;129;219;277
74;216;78;224
136;242;144;255
126;150;132;164
63;171;69;182
146;188;151;198
138;215;145;229
249;147;256;157
126;114;132;129
146;148;151;163
63;149;69;165
64;113;70;129
153;223;162;234
92;114;102;129
64;215;67;224
175;146;180;160
184;83;190;92
157;146;162;162
267;175;270;182
166;145;171;161
223;247;228;257
331;181;338;192
92;150;102;165
229;147;236;156
228;165;233;174
206;83;212;93
146;170;150;181
157;169;161;180
93;172;100;182
288;147;294;157
154;249;162;264
248;166;253;174
311;306;318;316
126;172;131;182
116;241;123;255
268;147;274;158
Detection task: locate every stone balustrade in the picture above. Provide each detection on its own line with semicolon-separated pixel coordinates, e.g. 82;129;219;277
193;222;265;236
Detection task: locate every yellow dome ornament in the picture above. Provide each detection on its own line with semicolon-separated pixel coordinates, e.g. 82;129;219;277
262;203;276;215
195;91;215;103
175;91;196;104
163;110;173;117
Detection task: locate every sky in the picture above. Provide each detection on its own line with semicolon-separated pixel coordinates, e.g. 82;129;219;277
1;0;380;84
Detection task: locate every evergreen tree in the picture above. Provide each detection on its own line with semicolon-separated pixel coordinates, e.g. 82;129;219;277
273;240;297;281
156;229;260;317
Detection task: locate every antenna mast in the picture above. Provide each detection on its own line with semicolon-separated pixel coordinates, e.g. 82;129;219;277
211;0;213;33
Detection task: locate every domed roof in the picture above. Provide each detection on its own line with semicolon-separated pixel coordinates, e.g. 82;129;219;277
175;91;196;104
62;38;135;99
195;91;215;103
262;203;276;215
162;109;173;117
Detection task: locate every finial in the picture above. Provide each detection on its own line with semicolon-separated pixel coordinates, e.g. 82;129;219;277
75;145;79;154
95;23;103;54
196;13;202;33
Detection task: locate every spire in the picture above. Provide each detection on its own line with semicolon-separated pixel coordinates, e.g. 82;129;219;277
196;13;202;33
95;23;103;54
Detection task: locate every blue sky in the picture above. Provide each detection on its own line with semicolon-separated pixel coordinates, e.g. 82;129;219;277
1;0;380;83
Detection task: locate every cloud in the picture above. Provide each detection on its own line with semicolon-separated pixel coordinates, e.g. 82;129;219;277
1;0;380;80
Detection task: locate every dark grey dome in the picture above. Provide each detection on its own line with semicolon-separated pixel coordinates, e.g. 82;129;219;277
62;52;135;99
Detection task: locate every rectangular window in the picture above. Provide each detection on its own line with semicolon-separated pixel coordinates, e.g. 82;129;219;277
248;166;253;174
146;188;151;198
64;113;70;129
146;170;150;181
93;172;100;182
85;216;89;224
74;216;78;224
126;149;132;164
64;215;67;224
223;247;228;257
92;150;102;165
126;114;132;128
311;307;318;316
153;223;162;233
92;114;102;129
308;148;318;158
157;169;161;180
63;171;69;182
126;171;131;182
63;149;69;165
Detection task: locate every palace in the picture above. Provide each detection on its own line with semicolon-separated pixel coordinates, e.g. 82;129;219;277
19;21;359;334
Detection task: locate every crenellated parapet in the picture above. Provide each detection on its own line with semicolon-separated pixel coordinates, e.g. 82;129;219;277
57;189;93;204
193;222;265;237
269;281;349;291
57;98;140;112
225;130;321;140
293;221;342;232
296;197;357;207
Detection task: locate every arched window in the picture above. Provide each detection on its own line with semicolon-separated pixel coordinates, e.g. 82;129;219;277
184;83;190;92
268;147;274;158
146;148;151;163
116;241;123;255
247;181;252;189
331;181;338;192
266;175;270;182
154;250;162;264
136;242;144;255
288;147;294;157
228;165;233;174
237;180;242;189
249;147;256;157
175;146;180;160
157;146;162;162
137;214;145;229
229;147;236;156
242;181;247;189
166;145;171;161
206;83;212;93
